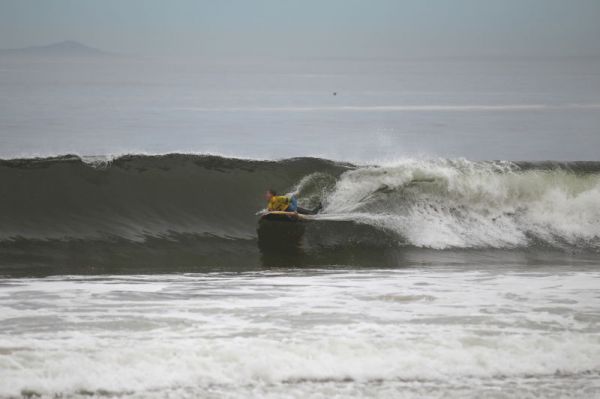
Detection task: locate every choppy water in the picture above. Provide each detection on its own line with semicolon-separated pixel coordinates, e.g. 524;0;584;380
1;268;599;398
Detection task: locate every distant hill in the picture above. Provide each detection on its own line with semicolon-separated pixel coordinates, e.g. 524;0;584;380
0;41;110;57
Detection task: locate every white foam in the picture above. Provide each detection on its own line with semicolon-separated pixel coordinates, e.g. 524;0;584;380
320;159;600;248
0;271;599;397
0;271;600;396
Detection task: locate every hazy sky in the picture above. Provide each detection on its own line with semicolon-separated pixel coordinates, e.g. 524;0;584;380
1;0;600;57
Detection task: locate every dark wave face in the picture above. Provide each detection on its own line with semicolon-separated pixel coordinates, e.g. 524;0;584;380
1;154;599;276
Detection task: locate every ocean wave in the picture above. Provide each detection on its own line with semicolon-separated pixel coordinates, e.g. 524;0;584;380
321;158;600;249
0;154;599;272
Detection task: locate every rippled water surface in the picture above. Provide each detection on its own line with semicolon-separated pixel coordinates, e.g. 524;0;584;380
1;267;599;398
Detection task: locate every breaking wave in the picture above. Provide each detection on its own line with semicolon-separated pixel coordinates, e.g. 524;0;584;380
0;154;599;274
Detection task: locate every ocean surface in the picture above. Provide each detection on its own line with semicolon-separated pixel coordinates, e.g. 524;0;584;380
0;54;600;398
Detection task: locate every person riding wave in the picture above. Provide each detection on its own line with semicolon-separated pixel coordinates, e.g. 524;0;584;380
265;189;321;215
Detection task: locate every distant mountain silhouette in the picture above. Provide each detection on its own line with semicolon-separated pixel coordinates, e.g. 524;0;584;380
0;41;109;57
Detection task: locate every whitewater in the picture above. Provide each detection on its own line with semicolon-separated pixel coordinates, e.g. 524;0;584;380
2;268;600;398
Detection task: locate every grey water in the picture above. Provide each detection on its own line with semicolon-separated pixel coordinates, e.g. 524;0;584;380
1;54;600;398
1;55;600;161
